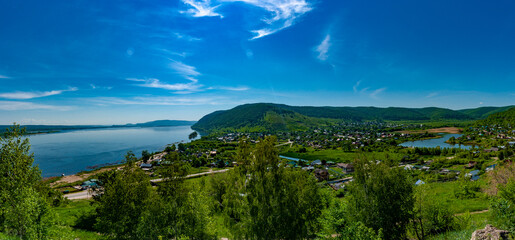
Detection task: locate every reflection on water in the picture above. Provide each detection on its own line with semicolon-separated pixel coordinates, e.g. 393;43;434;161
399;134;471;150
28;126;195;177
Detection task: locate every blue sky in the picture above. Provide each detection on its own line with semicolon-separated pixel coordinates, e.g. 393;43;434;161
0;0;514;124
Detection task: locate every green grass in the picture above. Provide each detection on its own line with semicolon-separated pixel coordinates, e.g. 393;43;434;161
49;200;100;239
281;148;404;163
429;212;490;240
423;180;490;214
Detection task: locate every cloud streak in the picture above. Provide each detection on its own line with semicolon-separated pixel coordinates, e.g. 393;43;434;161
0;75;10;79
208;86;250;91
233;0;313;39
426;92;439;98
180;0;223;18
92;96;224;106
174;32;202;42
0;101;73;111
126;78;201;92
353;80;361;93
315;34;331;61
369;88;386;99
181;0;313;39
0;87;78;100
169;61;201;82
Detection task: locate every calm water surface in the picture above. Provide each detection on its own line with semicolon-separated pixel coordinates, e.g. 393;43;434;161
28;126;195;177
399;134;471;150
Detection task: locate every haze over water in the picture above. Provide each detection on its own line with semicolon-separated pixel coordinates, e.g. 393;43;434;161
28;126;195;177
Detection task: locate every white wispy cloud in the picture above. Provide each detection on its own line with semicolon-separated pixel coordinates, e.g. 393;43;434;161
369;88;386;99
126;78;201;92
224;0;313;39
208;86;250;91
353;81;386;99
169;61;201;82
0;87;78;100
0;101;73;111
174;32;202;41
180;0;223;18
90;84;113;90
0;75;10;79
219;86;250;91
127;61;203;93
353;80;361;93
180;0;312;39
315;34;331;61
426;92;439;98
92;96;223;106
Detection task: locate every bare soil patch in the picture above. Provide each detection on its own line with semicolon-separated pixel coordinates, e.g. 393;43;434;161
397;127;462;134
50;167;116;187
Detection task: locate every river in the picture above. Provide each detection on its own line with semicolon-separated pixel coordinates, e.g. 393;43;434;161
27;126;196;177
399;133;471;150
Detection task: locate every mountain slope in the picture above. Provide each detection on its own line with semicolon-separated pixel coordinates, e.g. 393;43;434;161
474;107;515;126
458;106;515;119
192;103;502;133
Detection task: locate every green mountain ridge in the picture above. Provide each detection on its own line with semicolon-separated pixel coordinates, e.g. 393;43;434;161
192;103;512;133
458;105;515;119
474;107;515;126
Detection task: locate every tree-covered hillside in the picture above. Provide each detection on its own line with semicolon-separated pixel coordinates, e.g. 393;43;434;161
192;103;509;133
459;106;515;119
474;107;515;126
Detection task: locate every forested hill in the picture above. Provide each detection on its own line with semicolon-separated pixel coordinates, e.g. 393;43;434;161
458;105;515;119
474;107;515;126
192;103;511;133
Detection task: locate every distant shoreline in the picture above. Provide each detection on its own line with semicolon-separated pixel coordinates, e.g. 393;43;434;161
1;120;197;136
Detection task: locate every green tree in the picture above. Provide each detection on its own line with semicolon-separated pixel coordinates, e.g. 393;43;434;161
178;143;186;152
141;150;151;163
411;185;455;239
346;156;414;240
490;180;515;232
224;136;324;239
165;144;176;152
0;125;53;239
322;198;383;240
188;131;198;140
94;152;154;239
136;151;213;239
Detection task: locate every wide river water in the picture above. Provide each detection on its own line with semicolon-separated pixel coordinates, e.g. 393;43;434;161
27;126;195;177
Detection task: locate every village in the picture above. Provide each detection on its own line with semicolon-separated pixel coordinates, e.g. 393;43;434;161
63;120;514;201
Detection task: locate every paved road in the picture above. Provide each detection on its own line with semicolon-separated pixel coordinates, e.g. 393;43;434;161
65;190;96;200
64;168;231;200
150;168;230;183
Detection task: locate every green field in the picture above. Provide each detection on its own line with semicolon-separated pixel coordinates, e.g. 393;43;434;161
280;147;404;163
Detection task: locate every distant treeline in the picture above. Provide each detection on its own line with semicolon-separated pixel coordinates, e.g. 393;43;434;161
0;120;196;135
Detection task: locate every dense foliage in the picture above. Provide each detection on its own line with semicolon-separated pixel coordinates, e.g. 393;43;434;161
0;125;53;239
221;136;325;239
345;157;414;240
475;106;515;127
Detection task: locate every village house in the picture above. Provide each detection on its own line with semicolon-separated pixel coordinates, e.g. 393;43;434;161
314;168;329;181
337;163;354;173
140;163;153;170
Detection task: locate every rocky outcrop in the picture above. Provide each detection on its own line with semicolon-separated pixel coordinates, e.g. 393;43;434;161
471;224;510;240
